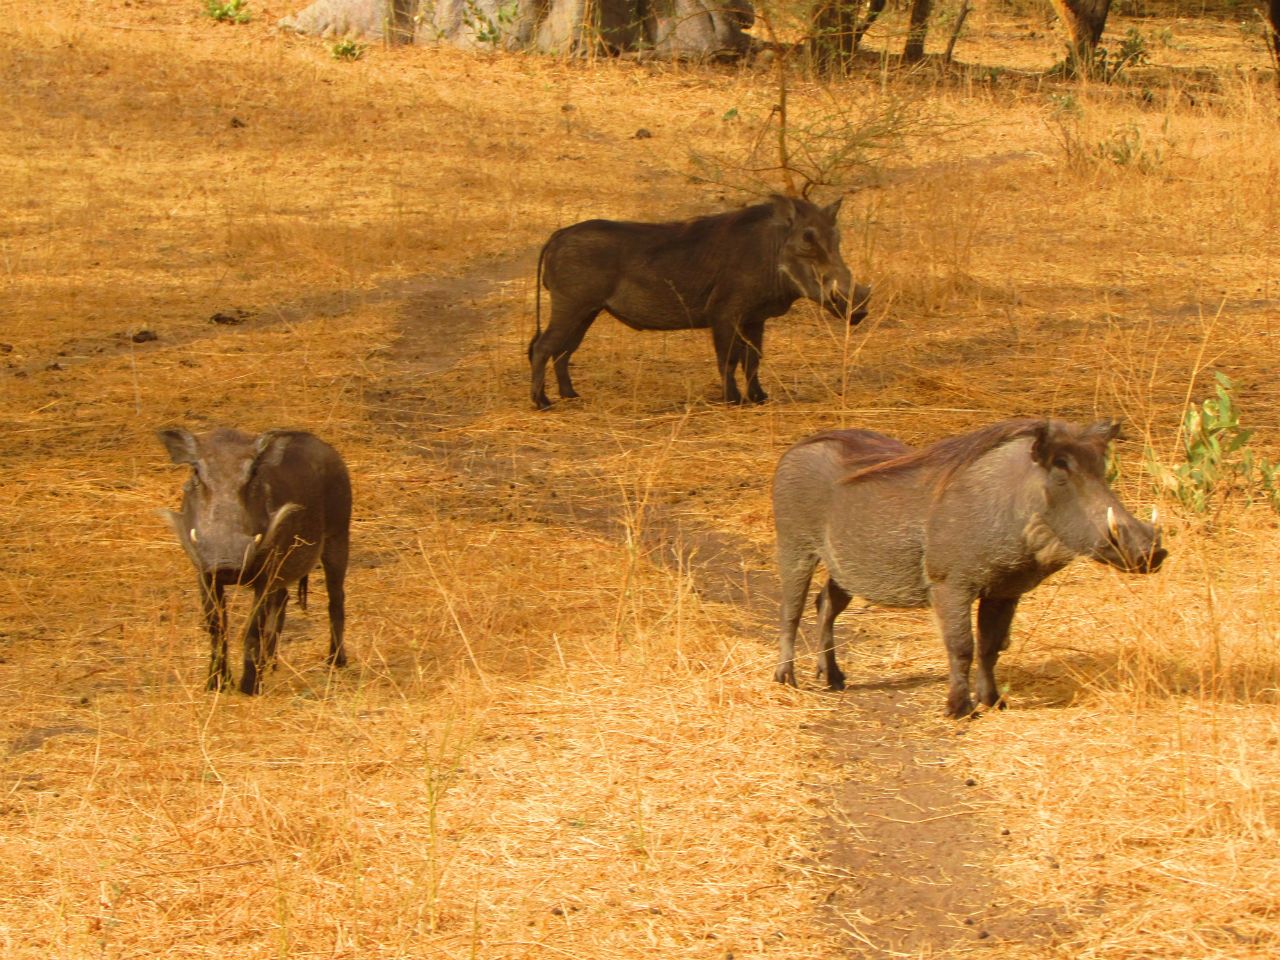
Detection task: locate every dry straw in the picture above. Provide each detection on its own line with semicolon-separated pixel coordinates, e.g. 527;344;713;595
2;0;1279;956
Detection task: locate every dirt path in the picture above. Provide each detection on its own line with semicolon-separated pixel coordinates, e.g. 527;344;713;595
365;259;1067;956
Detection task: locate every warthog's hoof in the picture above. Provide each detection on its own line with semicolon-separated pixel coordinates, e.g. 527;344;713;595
239;672;263;696
773;665;797;686
817;666;846;691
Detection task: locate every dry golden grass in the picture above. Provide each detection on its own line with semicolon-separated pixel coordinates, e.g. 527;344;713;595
3;0;1280;956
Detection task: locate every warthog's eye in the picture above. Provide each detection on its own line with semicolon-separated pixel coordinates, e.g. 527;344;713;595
1052;455;1070;472
802;228;818;246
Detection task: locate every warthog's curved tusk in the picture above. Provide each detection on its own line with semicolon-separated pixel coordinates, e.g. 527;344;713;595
1107;506;1119;540
1151;507;1160;527
258;503;303;555
189;528;198;544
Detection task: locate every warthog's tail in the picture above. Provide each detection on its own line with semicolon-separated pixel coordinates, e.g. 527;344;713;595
530;240;549;359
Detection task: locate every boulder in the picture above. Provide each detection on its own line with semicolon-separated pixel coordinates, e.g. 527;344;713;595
279;0;755;59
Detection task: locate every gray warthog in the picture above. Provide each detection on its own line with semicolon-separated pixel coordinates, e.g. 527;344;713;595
158;427;351;694
529;194;871;409
772;419;1166;717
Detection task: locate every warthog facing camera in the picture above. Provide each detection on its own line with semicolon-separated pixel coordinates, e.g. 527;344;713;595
529;195;871;409
158;427;351;694
772;419;1166;717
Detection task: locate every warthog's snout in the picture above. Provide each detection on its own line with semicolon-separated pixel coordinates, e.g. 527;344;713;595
193;502;303;579
841;283;871;324
1101;506;1167;574
819;273;869;325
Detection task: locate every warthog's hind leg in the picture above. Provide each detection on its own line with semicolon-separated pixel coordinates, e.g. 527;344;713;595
322;537;349;669
814;579;850;690
530;308;600;408
775;552;817;686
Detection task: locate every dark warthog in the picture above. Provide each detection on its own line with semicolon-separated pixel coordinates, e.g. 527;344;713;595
528;194;871;409
772;419;1166;717
158;427;351;694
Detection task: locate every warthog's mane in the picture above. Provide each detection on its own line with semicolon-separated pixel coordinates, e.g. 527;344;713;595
689;200;775;232
653;200;792;290
835;419;1055;490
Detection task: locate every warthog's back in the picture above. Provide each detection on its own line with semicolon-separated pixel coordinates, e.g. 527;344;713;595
773;430;934;608
254;432;351;584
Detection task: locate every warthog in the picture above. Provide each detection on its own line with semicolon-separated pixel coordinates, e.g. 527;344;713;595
528;194;871;409
158;427;351;694
772;419;1166;717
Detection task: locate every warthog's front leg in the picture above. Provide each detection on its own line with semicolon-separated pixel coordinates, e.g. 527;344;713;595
975;597;1018;709
739;319;768;405
711;323;743;404
240;585;288;695
199;576;232;691
931;583;978;718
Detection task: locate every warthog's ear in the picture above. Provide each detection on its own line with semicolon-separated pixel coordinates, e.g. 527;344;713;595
254;429;293;468
822;196;844;222
1084;418;1123;444
157;428;198;466
1029;420;1059;468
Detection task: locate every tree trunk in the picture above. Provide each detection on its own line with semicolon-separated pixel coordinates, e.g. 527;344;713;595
1269;0;1280;77
854;0;886;49
810;0;860;70
1048;0;1112;74
902;0;931;63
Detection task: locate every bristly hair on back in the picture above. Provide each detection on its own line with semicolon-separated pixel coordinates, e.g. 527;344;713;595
796;428;915;475
841;419;1049;489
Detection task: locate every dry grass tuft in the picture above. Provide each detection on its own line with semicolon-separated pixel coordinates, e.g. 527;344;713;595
4;0;1280;956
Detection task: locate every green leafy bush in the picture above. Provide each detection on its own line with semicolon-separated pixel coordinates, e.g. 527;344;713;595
330;38;367;60
1145;372;1280;515
203;0;250;24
